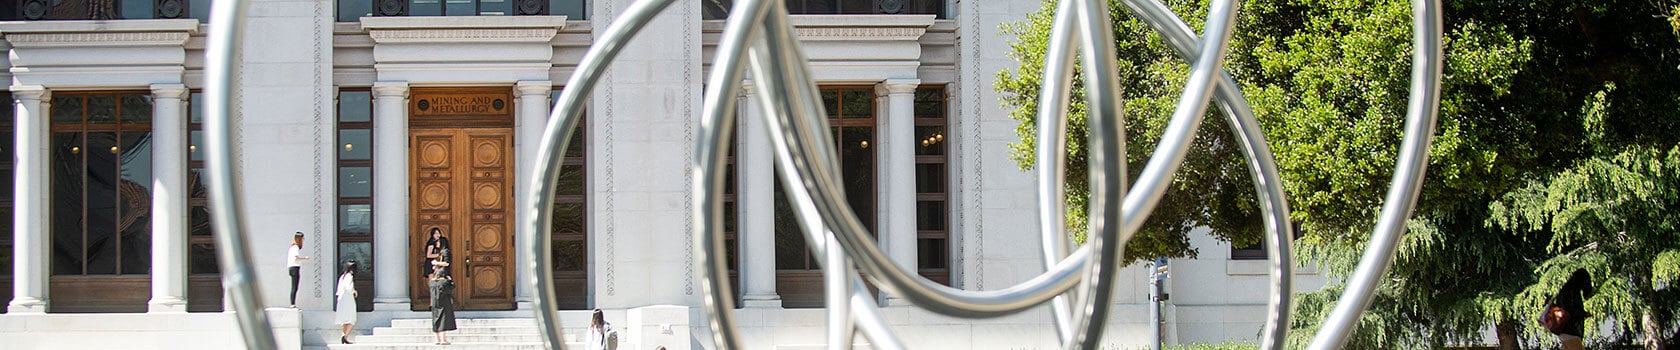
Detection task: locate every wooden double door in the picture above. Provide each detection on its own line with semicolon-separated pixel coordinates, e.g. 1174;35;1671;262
409;127;515;311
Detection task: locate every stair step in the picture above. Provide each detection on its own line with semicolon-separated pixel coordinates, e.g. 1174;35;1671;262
373;326;540;336
389;318;547;328
356;334;548;344
327;342;561;350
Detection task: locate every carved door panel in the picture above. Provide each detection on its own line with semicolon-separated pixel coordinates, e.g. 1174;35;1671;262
410;128;515;311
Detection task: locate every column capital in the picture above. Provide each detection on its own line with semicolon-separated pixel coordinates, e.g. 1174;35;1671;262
515;81;553;96
150;83;188;99
372;81;410;98
875;78;921;97
9;85;49;101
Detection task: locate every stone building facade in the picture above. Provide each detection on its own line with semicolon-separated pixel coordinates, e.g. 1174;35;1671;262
0;0;1327;348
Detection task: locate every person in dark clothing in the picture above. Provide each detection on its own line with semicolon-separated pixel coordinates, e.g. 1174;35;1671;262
429;249;457;345
1550;268;1594;350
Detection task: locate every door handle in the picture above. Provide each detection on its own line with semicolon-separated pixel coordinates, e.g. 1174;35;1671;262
464;257;471;278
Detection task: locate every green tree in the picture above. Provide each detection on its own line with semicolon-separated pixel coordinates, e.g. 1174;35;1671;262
997;0;1680;348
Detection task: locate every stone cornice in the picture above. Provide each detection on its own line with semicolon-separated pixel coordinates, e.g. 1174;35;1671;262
359;16;568;30
6;31;191;47
788;15;935;41
0;19;200;34
794;26;929;41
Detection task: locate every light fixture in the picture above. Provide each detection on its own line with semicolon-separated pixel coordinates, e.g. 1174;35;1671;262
859;140;869;149
344;143;354;152
71;146;80;154
921;140;930;147
110;146;119;154
935;134;943;141
189;145;197;153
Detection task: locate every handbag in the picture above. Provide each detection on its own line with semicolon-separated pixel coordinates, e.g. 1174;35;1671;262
1538;300;1569;334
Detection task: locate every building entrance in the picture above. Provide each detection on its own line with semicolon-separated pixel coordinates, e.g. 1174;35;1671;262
408;88;516;311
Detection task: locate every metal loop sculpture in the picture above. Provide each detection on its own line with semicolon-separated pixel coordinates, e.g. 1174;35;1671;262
199;0;1441;348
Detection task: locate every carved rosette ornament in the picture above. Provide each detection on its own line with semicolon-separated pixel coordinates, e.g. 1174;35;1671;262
21;0;49;20
375;0;407;16
514;0;546;16
876;0;905;14
156;0;188;18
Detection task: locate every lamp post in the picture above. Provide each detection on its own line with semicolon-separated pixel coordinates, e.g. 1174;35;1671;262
1150;257;1170;350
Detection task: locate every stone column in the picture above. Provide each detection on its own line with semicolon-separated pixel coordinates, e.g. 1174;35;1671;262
8;85;49;314
737;81;780;307
513;81;552;310
371;81;411;310
148;84;190;313
876;79;919;306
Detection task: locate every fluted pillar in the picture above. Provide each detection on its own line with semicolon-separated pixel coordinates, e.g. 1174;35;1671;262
514;80;552;310
738;81;780;307
8;85;49;314
148;84;190;313
876;79;919;306
371;81;411;310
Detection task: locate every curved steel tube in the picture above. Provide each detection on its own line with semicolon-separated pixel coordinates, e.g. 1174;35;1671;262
1307;0;1443;348
203;0;279;349
522;0;680;348
1116;0;1297;347
1033;0;1081;341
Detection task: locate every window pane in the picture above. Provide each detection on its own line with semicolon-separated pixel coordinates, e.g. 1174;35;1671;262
917;238;946;269
190;205;212;237
701;0;729;19
411;0;442;16
555;163;584;196
190;242;219;274
52;132;86;275
722;201;737;234
563;125;584;158
773;185;809;270
444;0;472;16
551;239;585;272
840;89;872;119
478;0;510;15
188;92;203;123
915;163;944;194
339;167;373;197
338;91;372;122
190;130;204;162
914;88;943;117
119;131;154;275
339;129;373;160
121;94;153;124
550;202;585;234
339;0;373;21
85;132;120;275
914;125;945;156
52;95;83;124
88;95;118;124
339;204;373;236
553;0;585;18
191;0;212;22
338;242;375;275
820;90;839;119
121;0;155;19
839;126;873;232
916;200;945;231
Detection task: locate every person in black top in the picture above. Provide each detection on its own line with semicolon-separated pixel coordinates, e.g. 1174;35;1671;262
1550;268;1594;350
429;249;457;345
422;228;450;279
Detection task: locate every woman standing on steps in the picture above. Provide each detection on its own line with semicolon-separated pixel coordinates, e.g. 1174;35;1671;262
336;261;359;344
430;249;458;345
587;309;612;350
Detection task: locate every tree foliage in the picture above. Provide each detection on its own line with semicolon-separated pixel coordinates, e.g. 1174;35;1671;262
997;0;1680;347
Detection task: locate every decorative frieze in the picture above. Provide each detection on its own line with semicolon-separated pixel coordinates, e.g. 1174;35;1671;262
794;26;929;41
6;32;191;47
368;28;559;43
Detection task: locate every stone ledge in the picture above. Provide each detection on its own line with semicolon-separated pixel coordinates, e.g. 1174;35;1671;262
359;16;568;30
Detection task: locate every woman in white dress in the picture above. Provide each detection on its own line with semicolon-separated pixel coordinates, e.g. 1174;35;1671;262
336;261;359;344
587;309;611;350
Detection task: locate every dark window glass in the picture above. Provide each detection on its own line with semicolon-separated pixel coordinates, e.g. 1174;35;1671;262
550;202;586;234
702;0;945;19
189;242;219;274
917;238;946;269
88;95;118;124
551;239;585;271
118;131;154;275
548;0;585;19
339;129;373;160
337;242;375;275
340;204;373;236
120;94;152;124
916;200;944;231
338;91;372;122
339;0;374;22
911;86;949;286
915;163;943;193
339;167;373;197
17;0;207;21
52;96;83;124
52;132;86;275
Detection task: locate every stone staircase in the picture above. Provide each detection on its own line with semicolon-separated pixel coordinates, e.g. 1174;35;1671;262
330;318;589;350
